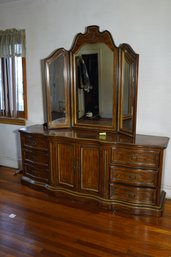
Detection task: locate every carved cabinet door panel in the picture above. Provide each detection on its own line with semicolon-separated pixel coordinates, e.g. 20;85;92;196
50;139;103;197
50;139;77;190
76;142;102;196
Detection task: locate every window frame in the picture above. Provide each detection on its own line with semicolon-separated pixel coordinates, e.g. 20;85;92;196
0;46;27;125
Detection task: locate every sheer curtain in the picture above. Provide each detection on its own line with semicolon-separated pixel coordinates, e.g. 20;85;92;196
0;29;26;119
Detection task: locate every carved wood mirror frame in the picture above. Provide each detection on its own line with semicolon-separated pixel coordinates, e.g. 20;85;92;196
70;26;118;132
118;44;139;136
44;25;139;136
44;48;71;129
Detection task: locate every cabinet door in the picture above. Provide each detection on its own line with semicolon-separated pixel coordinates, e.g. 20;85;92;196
77;143;101;196
50;140;76;190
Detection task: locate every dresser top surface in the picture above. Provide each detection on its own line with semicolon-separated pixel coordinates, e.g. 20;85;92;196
19;125;169;149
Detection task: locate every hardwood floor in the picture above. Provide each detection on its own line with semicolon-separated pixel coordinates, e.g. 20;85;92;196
0;166;171;257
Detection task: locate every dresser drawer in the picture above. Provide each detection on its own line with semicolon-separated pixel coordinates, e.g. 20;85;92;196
23;135;48;150
23;148;49;166
110;184;157;205
111;147;160;168
24;163;49;182
110;166;158;187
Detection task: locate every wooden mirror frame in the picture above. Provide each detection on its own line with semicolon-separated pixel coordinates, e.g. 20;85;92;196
70;26;118;132
118;44;139;136
43;25;139;136
44;48;71;129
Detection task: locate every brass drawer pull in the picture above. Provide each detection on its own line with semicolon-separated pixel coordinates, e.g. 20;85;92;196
127;191;136;199
131;155;137;160
127;174;136;180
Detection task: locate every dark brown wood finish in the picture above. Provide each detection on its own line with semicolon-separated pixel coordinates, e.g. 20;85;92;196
20;26;169;217
1;166;171;257
50;139;76;189
20;132;49;184
19;125;169;217
71;26;116;53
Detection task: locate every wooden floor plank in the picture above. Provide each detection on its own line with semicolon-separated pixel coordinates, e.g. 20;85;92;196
0;166;171;257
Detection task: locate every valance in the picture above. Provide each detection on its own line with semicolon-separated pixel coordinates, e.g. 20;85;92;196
0;29;26;57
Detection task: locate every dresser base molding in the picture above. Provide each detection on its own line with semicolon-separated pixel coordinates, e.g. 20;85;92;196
21;175;166;217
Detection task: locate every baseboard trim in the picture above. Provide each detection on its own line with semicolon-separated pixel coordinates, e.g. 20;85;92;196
163;184;171;199
0;155;21;169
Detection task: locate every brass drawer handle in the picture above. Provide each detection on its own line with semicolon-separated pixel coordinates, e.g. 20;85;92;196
127;191;136;199
127;174;136;180
131;155;137;160
32;140;37;146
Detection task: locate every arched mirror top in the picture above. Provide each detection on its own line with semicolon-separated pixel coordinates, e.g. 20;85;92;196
71;25;117;54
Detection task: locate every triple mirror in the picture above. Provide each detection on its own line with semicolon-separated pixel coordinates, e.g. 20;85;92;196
44;26;138;136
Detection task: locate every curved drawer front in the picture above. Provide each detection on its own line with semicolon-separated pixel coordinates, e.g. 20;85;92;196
110;184;157;204
111;147;160;168
23;135;48;150
24;149;49;165
25;163;49;182
110;166;158;187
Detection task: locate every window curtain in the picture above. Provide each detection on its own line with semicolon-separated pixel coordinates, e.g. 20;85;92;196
0;29;26;118
0;29;26;58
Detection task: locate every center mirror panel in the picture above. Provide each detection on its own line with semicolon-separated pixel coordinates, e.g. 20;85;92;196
71;26;118;131
75;43;113;125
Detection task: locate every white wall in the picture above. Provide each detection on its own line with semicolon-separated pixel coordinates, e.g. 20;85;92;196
0;0;171;197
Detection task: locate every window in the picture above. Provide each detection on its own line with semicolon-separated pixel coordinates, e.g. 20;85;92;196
0;29;27;125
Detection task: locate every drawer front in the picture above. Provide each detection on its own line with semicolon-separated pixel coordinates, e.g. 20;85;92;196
23;135;48;150
110;166;158;187
111;147;160;168
110;184;156;204
24;163;49;182
23;149;49;166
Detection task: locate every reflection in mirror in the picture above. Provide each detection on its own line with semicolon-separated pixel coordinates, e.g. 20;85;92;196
75;43;114;126
122;59;131;117
49;55;65;123
45;48;70;128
